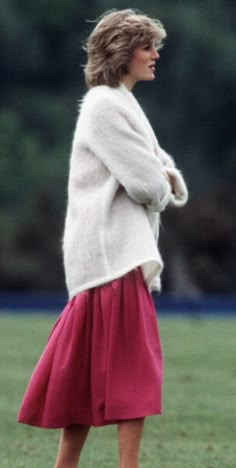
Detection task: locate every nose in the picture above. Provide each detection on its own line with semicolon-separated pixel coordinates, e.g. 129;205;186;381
152;46;160;60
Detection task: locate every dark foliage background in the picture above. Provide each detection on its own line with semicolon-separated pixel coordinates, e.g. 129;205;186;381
0;0;235;295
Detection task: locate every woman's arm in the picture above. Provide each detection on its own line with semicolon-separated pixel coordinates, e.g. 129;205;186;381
158;146;176;168
163;166;188;207
158;147;188;207
85;96;172;212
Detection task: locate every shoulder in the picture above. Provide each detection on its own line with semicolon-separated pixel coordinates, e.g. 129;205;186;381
79;85;132;119
76;85;145;137
82;86;120;108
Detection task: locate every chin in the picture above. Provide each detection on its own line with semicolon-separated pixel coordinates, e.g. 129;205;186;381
145;75;155;81
147;72;155;80
139;73;155;82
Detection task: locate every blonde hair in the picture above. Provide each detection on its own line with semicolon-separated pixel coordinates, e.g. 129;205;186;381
84;9;166;88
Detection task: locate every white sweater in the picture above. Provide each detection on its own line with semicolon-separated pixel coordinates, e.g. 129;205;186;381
63;84;188;299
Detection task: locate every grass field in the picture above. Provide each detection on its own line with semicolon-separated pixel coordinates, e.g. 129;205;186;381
0;313;235;467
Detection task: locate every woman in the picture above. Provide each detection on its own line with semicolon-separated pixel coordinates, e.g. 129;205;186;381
18;9;188;468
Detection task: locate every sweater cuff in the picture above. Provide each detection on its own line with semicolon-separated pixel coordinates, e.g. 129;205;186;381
165;167;189;207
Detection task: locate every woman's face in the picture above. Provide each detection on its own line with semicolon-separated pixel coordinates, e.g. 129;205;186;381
123;42;160;90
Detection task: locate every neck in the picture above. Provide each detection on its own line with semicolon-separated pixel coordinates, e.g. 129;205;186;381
120;75;136;91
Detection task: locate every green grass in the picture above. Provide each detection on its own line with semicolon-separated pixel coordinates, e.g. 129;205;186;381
0;313;235;467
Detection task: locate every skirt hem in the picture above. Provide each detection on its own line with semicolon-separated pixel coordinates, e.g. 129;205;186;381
17;408;162;429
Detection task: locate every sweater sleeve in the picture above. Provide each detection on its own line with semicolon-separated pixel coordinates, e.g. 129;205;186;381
157;146;188;207
86;97;171;212
165;166;189;207
158;146;176;168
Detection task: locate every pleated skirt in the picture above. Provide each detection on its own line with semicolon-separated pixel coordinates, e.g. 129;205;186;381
17;268;163;428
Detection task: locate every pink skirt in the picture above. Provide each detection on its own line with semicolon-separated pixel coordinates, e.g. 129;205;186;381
17;269;163;428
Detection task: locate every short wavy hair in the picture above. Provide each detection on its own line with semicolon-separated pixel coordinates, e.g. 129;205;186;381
84;9;166;88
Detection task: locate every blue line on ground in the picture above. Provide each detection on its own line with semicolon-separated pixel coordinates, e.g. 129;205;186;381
0;292;236;316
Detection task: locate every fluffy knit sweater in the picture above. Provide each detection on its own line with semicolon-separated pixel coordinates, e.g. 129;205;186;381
63;84;188;299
